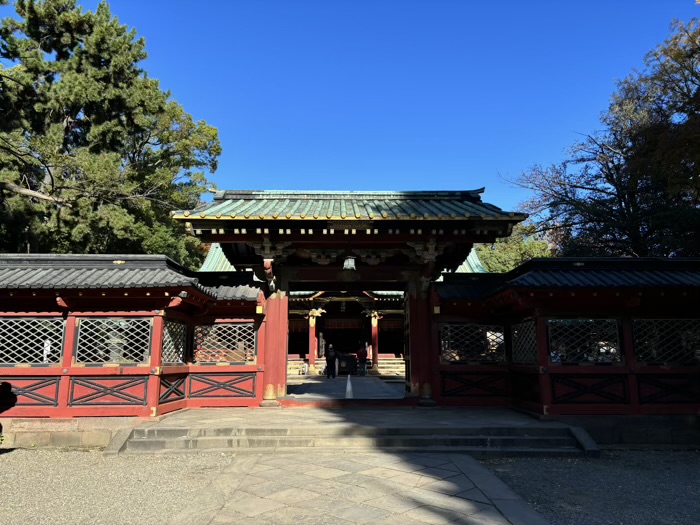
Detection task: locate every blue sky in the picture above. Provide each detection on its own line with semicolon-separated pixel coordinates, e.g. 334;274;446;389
6;1;700;211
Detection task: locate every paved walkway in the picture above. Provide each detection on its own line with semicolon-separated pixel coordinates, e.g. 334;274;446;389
123;408;557;523
287;375;405;400
165;451;549;525
3;408;556;524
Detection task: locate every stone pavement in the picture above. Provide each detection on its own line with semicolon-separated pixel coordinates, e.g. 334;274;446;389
129;409;560;523
166;450;550;525
135;406;563;432
1;407;557;524
287;375;405;400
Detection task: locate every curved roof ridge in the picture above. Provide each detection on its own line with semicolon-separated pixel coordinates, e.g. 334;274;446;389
213;189;487;202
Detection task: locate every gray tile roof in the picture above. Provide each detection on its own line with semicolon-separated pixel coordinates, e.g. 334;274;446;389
0;254;262;302
0;254;204;290
509;269;700;288
173;189;526;222
436;258;700;301
507;258;700;288
211;284;262;301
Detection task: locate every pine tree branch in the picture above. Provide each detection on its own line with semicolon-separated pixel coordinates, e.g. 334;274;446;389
0;181;70;206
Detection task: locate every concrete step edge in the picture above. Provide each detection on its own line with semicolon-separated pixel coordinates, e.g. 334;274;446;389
122;445;584;456
126;436;579;451
130;434;577;443
132;426;573;439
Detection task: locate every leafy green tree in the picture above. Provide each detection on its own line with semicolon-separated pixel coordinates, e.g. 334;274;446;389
515;19;700;257
0;0;220;268
475;223;552;273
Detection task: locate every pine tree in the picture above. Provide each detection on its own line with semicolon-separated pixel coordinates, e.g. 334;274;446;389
475;224;552;273
0;0;220;268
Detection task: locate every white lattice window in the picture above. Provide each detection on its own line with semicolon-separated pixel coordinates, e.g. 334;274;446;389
193;323;256;364
512;321;537;364
0;317;65;365
548;319;621;364
633;319;700;365
439;323;505;364
162;320;187;364
75;318;152;364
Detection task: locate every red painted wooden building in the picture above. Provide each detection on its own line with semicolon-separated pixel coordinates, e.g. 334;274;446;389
1;190;698;417
0;254;267;417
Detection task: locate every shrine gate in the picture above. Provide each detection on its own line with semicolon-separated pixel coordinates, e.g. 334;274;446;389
0;190;698;417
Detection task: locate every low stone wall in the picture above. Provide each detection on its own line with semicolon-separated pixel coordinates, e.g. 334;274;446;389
554;415;700;445
0;417;142;449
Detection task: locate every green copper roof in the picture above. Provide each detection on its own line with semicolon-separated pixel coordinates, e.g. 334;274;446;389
455;248;487;273
436;248;486;282
174;189;525;222
200;243;236;272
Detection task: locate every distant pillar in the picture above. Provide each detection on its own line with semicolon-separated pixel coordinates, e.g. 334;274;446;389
306;309;325;375
370;312;380;375
308;315;317;373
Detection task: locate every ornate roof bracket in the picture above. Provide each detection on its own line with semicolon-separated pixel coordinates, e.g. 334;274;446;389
251;236;293;261
352;249;390;266
364;309;383;326
405;238;445;265
306;308;326;327
309;251;342;265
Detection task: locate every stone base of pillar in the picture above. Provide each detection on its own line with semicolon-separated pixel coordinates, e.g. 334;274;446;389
308;364;319;375
261;383;281;406
417;382;435;406
369;364;380;375
262;384;276;400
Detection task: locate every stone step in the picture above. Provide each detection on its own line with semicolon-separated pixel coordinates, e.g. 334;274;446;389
126;434;579;453
122;418;597;457
131;425;573;439
124;444;583;458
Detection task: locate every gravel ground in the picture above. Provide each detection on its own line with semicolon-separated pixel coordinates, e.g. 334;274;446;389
481;450;700;525
0;450;230;525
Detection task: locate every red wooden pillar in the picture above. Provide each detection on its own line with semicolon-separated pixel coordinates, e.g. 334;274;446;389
407;281;436;404
429;290;443;403
370;314;380;374
535;316;552;415
277;294;289;398
621;317;640;407
261;291;289;405
57;313;78;411
255;302;267;401
308;315;317;372
147;315;164;417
